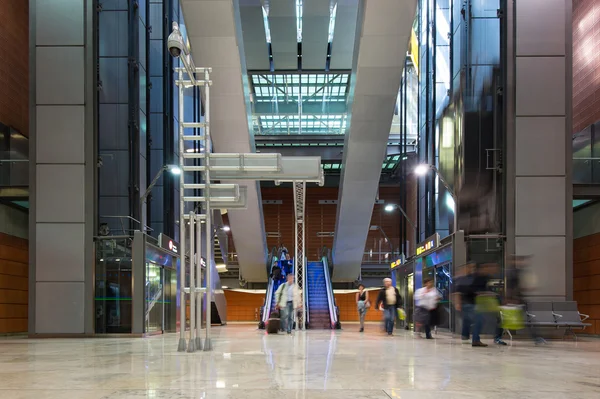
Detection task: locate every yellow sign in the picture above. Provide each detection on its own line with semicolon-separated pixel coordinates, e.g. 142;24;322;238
390;259;403;269
409;29;419;74
416;240;435;256
415;233;440;256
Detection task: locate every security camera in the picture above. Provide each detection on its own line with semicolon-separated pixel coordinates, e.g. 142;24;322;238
167;22;188;59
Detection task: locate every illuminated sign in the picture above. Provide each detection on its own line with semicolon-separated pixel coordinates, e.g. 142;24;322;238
390;259;403;269
409;29;419;74
159;233;179;254
415;233;440;256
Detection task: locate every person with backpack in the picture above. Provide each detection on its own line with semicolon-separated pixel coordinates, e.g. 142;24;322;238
375;278;403;336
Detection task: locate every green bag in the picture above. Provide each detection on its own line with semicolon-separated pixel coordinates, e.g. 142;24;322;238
500;306;525;330
475;294;499;313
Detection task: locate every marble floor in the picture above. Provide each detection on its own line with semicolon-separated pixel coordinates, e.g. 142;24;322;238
1;324;600;398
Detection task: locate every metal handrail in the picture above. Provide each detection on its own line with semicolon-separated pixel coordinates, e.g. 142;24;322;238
321;255;338;327
305;257;310;326
260;247;279;324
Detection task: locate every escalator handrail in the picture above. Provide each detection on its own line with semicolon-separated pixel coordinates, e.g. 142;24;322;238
261;246;279;324
304;257;310;325
321;255;338;327
262;277;275;324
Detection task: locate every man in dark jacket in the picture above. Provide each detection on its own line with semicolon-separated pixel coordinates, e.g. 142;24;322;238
376;278;403;336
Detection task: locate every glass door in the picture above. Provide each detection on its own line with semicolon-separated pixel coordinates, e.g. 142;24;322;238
145;262;164;333
434;262;452;330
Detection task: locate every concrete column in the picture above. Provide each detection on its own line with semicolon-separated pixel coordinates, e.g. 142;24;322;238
29;0;96;334
507;0;573;300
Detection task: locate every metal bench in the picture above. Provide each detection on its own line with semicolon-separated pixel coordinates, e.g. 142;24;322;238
551;301;591;341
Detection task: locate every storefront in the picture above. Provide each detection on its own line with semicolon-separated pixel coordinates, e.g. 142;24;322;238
95;231;181;335
394;231;466;333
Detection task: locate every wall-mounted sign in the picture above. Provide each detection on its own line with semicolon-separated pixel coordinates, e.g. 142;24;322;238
416;233;440;256
159;233;179;254
390;259;403;269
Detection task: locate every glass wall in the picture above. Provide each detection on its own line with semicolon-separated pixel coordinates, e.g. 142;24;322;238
95;237;133;334
415;0;505;242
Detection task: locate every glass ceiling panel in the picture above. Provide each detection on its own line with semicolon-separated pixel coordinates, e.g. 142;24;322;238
250;72;351;136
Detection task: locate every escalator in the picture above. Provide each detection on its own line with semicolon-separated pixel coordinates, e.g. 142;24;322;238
305;249;340;329
258;247;279;329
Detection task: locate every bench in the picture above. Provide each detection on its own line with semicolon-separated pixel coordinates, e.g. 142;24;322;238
526;301;591;341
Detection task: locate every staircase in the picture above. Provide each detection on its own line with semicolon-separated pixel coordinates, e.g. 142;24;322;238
306;261;332;329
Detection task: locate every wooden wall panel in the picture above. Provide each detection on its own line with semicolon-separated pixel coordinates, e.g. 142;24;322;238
0;0;29;137
0;232;28;333
334;291;383;322
573;231;600;334
224;290;264;321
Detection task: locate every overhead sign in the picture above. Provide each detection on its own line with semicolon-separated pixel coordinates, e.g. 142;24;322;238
416;233;440;256
158;233;179;254
390;259;403;269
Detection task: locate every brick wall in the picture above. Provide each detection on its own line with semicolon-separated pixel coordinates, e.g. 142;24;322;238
0;0;29;136
573;232;600;334
0;232;28;333
573;0;600;133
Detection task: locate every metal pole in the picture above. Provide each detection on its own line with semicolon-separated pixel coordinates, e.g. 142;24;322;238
204;68;213;351
187;211;196;352
177;69;186;352
195;213;203;350
139;165;167;218
394;204;418;256
301;182;306;330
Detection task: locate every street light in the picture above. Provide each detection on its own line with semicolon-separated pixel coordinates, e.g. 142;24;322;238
385;203;418;256
414;163;458;233
139;164;181;219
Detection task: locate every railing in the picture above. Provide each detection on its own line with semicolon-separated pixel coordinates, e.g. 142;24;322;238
0;159;28;188
573;157;600;184
321;254;338;328
573;125;600;184
304;259;310;326
259;246;279;327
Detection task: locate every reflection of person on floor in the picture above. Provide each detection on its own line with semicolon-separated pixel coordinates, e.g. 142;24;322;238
376;278;402;336
356;284;370;332
414;278;441;339
275;274;302;334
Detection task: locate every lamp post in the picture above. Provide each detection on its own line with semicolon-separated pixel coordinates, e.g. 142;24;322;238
139;164;181;229
414;164;458;234
384;203;418;256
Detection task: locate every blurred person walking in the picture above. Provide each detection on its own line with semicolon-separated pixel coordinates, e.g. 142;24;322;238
356;284;370;332
376;278;403;336
454;262;489;347
414;278;441;339
505;255;546;344
275;274;302;334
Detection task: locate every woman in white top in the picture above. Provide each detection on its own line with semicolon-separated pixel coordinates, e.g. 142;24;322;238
414;278;441;339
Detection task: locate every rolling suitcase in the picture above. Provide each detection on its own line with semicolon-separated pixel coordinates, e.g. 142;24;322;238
267;312;280;334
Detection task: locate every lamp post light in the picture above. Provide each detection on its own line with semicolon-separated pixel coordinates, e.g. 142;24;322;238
139;164;181;229
385;203;418;256
414;163;458;234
